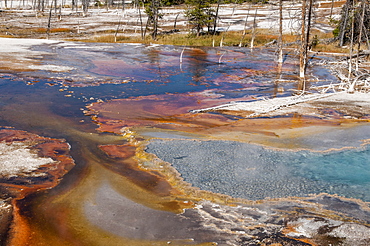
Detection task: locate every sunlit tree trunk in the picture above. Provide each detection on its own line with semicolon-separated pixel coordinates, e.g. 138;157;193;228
250;8;257;49
329;0;334;19
212;0;221;46
137;0;144;40
239;4;250;47
115;15;122;42
278;0;283;65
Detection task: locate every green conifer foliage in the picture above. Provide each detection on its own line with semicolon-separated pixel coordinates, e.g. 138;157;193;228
185;0;215;36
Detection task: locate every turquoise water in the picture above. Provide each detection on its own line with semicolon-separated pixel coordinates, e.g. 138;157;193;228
147;139;370;201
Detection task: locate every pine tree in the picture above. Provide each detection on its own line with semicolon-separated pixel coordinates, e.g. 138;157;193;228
185;0;215;36
337;0;370;47
145;0;163;40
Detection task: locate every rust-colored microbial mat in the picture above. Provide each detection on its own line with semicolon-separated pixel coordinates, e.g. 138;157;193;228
0;128;75;246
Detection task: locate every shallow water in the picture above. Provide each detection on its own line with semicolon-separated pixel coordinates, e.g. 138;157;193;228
1;42;369;245
146;139;370;201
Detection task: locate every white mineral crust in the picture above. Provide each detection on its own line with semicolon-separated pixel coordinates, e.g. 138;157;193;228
0;142;56;177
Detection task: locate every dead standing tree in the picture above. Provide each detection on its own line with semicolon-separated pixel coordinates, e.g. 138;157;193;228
278;0;283;66
82;0;89;15
135;0;145;40
239;4;251;47
337;0;370;48
250;8;258;49
299;0;314;80
329;0;370;91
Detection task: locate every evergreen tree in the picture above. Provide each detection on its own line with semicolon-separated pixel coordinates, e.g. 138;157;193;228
145;0;163;40
336;0;370;47
185;0;215;36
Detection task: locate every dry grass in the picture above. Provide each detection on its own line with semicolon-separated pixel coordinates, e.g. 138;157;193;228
318;0;346;8
84;34;149;44
85;30;302;47
311;43;351;53
35;27;72;33
73;29;351;55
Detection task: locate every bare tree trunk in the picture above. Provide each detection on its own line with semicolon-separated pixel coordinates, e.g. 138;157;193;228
339;0;351;47
174;13;179;30
299;0;307;78
329;0;334;19
250;8;257;49
239;4;250;47
47;8;52;39
278;0;283;65
82;0;89;15
212;0;221;47
306;0;313;50
220;24;231;47
144;16;150;39
115;15;122;42
213;0;221;34
136;0;144;40
348;10;354;82
151;0;159;40
356;0;365;71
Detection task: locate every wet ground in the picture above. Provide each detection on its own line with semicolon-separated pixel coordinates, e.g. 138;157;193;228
0;39;370;245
